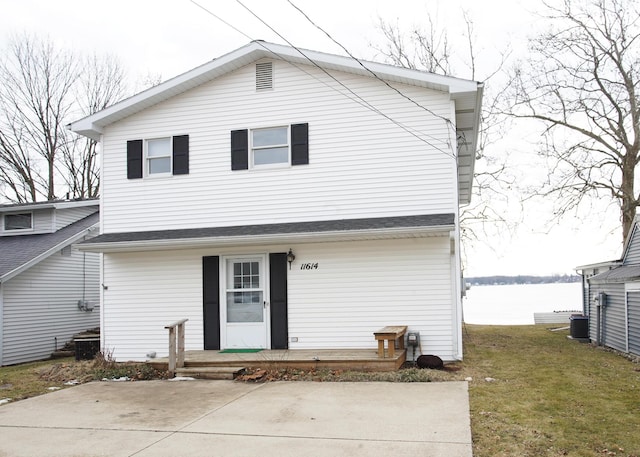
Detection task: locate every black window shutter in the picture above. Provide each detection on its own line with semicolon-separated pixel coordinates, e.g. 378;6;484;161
230;129;249;170
126;140;143;179
203;256;221;350
291;123;309;166
269;253;288;349
172;135;189;175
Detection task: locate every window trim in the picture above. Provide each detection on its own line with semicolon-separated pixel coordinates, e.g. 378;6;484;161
145;137;173;177
250;125;291;169
3;212;33;232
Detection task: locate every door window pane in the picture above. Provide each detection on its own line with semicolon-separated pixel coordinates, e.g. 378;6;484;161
226;259;264;323
226;291;264;322
230;261;260;289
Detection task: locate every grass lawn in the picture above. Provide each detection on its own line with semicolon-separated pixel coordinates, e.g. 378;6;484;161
0;325;638;456
464;325;640;457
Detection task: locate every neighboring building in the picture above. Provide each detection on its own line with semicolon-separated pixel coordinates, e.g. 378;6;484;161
577;217;640;356
0;199;100;366
70;41;483;362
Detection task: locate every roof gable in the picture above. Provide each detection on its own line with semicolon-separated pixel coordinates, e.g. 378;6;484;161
69;41;482;205
622;216;640;265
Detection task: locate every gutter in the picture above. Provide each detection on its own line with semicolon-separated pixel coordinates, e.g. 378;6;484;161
75;224;454;253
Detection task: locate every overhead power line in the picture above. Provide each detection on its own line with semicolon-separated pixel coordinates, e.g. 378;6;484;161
189;0;455;159
286;0;455;129
234;0;454;159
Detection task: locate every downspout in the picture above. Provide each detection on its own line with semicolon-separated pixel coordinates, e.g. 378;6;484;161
451;103;464;361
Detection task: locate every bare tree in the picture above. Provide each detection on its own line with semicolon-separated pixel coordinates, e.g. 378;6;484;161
373;10;515;247
376;15;452;75
60;54;126;199
0;35;78;202
504;0;640;242
0;34;126;203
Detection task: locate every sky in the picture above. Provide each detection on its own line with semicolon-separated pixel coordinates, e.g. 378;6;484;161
0;0;624;276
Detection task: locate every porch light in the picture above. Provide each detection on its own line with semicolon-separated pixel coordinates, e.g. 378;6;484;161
287;249;295;270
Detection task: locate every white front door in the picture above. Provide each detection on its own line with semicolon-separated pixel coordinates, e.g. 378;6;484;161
222;255;269;349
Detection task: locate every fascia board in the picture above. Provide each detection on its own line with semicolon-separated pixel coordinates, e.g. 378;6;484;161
0;200;98;213
76;224;454;253
69;41;482;140
0;223;99;283
461;82;484;205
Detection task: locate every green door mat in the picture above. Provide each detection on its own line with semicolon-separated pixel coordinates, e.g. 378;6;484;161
219;349;263;353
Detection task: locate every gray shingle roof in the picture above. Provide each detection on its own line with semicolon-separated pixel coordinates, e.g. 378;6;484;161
589;264;640;283
80;213;454;246
0;212;99;280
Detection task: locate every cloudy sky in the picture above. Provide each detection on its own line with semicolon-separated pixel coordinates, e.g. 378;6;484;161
0;0;623;276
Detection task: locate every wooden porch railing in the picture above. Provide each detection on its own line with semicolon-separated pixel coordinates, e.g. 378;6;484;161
165;318;188;375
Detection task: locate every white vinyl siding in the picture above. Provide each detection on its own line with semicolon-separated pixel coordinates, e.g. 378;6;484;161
1;247;100;366
100;236;460;362
54;206;99;230
287;237;457;356
100;59;457;234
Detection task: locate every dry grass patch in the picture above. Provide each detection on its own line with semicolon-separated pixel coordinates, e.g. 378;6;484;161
0;356;169;405
464;325;640;457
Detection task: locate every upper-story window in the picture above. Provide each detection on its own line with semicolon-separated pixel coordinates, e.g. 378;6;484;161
231;123;308;171
4;212;32;231
147;138;172;175
252;127;289;166
126;135;189;180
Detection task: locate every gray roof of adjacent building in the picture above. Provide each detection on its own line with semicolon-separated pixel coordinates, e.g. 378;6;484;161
0;212;99;281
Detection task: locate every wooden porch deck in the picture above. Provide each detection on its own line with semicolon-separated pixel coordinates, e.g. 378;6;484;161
149;348;406;373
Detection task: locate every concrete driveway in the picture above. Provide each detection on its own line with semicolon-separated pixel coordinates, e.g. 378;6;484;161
0;380;472;457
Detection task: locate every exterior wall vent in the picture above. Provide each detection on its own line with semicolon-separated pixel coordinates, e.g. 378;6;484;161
256;62;273;91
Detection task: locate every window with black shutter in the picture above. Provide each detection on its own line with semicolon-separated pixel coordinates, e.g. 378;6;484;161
230;124;308;170
126;135;189;178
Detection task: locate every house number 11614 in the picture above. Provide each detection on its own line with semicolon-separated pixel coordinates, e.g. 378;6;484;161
300;263;319;270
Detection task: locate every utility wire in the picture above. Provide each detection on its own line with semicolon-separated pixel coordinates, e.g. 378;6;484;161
191;0;253;41
235;0;454;159
286;0;455;129
190;0;454;159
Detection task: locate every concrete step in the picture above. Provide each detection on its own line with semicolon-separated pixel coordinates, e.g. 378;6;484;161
174;366;246;380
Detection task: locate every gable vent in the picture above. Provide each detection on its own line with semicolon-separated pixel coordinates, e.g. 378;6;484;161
256;62;273;91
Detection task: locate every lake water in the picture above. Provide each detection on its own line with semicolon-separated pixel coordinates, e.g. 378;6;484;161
463;282;584;325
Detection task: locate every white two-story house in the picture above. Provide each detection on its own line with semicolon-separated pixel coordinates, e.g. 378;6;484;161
70;41;482;362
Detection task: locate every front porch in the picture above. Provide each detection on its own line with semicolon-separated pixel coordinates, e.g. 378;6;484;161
149;348;407;377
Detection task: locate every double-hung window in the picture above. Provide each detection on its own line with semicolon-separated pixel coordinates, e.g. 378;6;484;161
126;135;189;179
146;138;172;175
231;123;308;170
252;127;289;166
